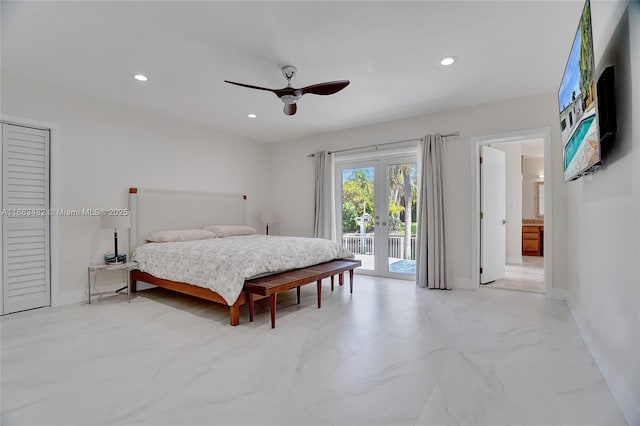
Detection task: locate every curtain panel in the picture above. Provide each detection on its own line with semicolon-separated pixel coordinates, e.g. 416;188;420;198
416;134;449;289
313;151;333;240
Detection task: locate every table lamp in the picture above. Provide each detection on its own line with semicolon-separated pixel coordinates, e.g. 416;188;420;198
100;213;131;264
259;211;275;235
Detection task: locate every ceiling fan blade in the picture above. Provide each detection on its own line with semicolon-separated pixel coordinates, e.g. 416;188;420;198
224;80;279;94
225;80;293;99
297;80;350;96
283;103;297;116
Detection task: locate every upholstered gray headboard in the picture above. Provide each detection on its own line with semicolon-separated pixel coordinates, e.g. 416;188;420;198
128;188;247;249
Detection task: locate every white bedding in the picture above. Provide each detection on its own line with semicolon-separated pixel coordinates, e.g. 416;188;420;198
132;235;354;304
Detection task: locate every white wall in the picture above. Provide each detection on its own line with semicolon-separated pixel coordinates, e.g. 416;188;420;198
522;157;544;218
491;143;522;263
1;74;269;304
268;91;568;290
565;3;640;425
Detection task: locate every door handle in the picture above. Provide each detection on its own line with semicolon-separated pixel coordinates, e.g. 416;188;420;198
501;219;507;225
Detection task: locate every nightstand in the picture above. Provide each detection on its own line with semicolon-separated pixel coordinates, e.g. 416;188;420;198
87;261;137;304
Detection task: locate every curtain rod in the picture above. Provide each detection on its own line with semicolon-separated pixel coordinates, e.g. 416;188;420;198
307;132;460;157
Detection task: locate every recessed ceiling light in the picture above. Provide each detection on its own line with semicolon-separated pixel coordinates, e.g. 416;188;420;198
440;56;456;66
133;74;148;82
247;113;257;119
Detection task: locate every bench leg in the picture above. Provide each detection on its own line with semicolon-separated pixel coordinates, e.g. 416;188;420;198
317;279;322;308
350;268;355;294
248;293;254;322
339;272;344;286
270;294;277;329
297;286;301;304
331;275;335;291
229;303;240;326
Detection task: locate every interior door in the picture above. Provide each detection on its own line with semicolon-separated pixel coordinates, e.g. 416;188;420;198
2;123;51;314
480;146;506;284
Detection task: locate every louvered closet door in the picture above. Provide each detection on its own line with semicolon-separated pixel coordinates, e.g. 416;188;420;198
2;123;50;314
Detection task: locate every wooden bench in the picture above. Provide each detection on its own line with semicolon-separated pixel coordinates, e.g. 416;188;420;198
243;259;362;328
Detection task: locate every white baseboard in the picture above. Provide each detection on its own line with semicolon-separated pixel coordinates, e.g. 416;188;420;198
567;297;639;426
59;288;87;306
452;276;474;290
547;287;567;300
59;281;128;306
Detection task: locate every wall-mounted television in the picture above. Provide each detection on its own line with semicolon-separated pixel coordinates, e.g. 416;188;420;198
558;0;599;182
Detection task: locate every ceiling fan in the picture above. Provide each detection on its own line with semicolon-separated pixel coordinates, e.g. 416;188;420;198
224;66;350;116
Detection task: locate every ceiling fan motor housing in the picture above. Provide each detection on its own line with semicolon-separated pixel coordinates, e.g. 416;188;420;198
280;94;298;104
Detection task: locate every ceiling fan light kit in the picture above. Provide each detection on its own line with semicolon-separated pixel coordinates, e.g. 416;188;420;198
225;65;350;116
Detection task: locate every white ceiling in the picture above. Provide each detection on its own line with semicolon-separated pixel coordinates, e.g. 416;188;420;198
0;1;622;143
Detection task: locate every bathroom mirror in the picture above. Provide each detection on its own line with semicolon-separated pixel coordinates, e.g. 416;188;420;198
535;181;544;218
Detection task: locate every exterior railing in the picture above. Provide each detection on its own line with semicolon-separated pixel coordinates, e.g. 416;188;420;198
342;234;416;260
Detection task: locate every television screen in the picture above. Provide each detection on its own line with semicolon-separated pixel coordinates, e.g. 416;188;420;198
558;0;600;182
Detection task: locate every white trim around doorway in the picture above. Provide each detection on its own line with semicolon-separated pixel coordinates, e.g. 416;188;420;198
470;127;559;298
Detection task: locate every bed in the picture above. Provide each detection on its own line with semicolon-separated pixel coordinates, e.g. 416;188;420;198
128;188;354;325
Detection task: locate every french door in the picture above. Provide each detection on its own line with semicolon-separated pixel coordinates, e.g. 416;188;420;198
335;155;417;279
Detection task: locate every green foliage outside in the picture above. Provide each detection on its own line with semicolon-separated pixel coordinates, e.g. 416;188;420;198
341;163;418;260
396;222;417;235
342;169;374;233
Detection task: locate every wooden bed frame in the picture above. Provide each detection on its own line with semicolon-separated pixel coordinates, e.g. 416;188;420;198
130;260;360;327
127;187;358;327
129;270;247;325
128;187;252;325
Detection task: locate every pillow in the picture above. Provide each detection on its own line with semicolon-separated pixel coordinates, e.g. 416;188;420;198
146;229;217;243
203;225;258;237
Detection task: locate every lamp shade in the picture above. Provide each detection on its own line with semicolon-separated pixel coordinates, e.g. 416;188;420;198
100;214;131;229
259;211;276;224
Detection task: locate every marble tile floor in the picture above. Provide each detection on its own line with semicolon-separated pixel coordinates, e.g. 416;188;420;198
1;275;626;426
484;256;545;293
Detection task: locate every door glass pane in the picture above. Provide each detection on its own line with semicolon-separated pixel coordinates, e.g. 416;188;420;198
340;167;375;271
387;162;417;275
